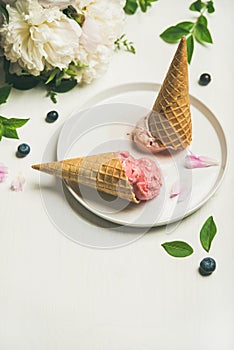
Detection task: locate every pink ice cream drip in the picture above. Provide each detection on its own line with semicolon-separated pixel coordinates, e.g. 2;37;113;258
117;151;162;201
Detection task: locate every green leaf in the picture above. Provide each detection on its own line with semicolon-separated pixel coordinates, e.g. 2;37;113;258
46;90;57;104
2;118;29;129
200;216;217;252
124;0;138;14
5;73;39;90
139;0;157;12
197;14;208;27
160;26;190;43
2;126;19;139
0;116;8;123
176;21;194;31
0;122;3;141
52;79;77;93
161;241;194;258
0;3;9;23
189;0;205;12
207;1;215;13
45;68;59;85
0;85;12;105
114;34;136;54
194;23;213;44
186;35;194;64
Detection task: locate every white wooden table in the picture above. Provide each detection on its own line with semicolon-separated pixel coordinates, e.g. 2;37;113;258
0;1;234;349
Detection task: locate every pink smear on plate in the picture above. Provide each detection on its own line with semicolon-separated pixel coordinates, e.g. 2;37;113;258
184;153;219;169
10;173;25;192
0;163;8;183
170;181;191;202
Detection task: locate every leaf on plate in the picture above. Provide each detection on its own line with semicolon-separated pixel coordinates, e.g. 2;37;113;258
200;216;217;252
161;241;194;258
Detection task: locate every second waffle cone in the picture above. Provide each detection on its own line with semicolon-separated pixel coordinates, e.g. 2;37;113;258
148;36;192;151
32;152;139;203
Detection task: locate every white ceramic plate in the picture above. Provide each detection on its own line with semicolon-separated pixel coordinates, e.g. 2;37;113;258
57;83;227;227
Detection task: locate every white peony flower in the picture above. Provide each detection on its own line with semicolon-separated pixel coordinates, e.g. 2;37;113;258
72;0;125;83
38;0;72;9
0;0;126;88
0;0;82;75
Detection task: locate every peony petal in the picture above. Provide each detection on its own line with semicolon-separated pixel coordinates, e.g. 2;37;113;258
184;153;219;169
10;173;26;192
0;163;8;183
170;181;180;198
170;181;191;202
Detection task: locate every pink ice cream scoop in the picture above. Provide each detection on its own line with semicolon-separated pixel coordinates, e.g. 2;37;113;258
117;151;162;201
131;114;167;153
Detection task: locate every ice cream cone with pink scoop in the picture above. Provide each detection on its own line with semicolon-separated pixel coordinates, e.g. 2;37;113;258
32;151;162;203
132;36;192;153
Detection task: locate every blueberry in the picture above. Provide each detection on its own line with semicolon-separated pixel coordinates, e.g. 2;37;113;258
16;143;31;158
46;110;59;123
199;257;216;276
198;73;211;86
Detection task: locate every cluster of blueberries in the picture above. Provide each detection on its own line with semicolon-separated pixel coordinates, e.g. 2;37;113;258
16;110;59;158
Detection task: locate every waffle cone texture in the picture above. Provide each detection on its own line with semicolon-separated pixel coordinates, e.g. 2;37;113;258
148;36;192;150
32;152;139;203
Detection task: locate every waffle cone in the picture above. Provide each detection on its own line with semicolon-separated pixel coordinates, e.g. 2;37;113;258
148;36;192;150
32;152;139;203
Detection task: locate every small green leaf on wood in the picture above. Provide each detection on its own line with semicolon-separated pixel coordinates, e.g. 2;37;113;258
2;118;29;128
124;0;138;14
0;85;12;105
197;14;208;27
189;0;205;12
195;23;213;44
52;79;77;93
2;126;19;139
176;21;194;31
0;3;9;23
161;241;194;258
186;35;194;64
160;26;190;43
0;123;3;141
0;117;29;142
207;1;215;13
200;216;217;252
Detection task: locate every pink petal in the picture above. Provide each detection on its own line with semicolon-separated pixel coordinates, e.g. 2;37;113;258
170;181;191;202
184;153;219;169
10;174;26;192
0;163;8;183
170;181;180;198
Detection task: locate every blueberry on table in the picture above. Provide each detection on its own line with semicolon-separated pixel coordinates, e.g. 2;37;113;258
46;110;59;123
198;73;211;86
199;257;216;276
16;143;31;158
